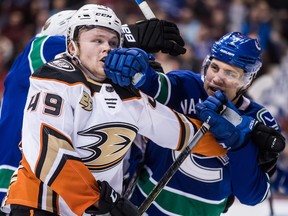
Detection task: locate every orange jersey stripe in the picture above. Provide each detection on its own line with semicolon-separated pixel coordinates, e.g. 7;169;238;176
5;155;100;215
189;119;227;157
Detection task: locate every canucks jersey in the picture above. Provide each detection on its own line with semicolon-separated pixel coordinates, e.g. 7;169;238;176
2;58;227;215
128;70;276;216
0;35;66;202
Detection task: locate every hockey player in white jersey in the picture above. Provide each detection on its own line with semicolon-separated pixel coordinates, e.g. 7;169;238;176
1;4;259;216
0;5;186;206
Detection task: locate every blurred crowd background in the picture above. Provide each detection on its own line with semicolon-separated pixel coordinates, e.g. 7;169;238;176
0;0;288;196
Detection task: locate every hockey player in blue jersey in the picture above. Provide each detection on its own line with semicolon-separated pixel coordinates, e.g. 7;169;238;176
104;32;286;215
0;6;186;205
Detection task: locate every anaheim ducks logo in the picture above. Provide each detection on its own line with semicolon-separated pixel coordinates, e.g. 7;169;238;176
77;122;138;171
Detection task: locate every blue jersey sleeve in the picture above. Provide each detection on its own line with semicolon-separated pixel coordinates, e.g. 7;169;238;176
139;67;162;98
0;35;66;201
227;141;270;205
140;69;207;116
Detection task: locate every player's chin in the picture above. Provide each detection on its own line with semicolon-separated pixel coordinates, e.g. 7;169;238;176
98;69;107;80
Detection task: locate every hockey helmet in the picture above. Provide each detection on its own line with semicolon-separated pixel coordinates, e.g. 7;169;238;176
211;32;262;73
39;10;76;36
204;32;262;87
66;4;122;46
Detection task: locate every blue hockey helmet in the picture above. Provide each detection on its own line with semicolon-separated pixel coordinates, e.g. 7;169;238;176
201;32;263;101
211;32;262;75
202;32;262;86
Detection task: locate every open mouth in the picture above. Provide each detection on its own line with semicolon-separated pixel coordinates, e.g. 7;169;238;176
101;58;106;63
210;86;219;92
208;86;225;95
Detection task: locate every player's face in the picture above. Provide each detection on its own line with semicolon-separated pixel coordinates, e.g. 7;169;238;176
204;59;244;103
77;27;119;81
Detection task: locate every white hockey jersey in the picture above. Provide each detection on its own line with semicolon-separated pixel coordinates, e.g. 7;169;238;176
2;57;225;215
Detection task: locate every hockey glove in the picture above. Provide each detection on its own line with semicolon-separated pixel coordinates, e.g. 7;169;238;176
196;91;257;150
252;123;285;153
85;180;140;216
105;48;149;87
251;123;286;176
148;54;164;73
122;18;186;56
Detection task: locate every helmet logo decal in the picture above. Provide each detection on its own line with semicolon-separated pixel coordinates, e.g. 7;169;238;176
43;21;51;31
95;13;112;18
219;49;234;57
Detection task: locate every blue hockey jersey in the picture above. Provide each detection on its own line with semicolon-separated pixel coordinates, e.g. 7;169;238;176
128;69;279;216
0;35;66;201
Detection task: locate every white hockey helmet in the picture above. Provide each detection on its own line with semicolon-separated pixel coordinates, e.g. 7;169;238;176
66;4;122;46
39;10;76;36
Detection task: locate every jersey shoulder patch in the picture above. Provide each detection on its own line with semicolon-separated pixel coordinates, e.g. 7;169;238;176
256;108;279;130
32;58;87;85
47;58;75;72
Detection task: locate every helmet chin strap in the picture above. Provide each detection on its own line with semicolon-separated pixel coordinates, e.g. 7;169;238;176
231;88;244;103
232;71;256;102
231;81;252;103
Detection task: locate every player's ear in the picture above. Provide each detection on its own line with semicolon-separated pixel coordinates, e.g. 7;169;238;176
68;40;78;56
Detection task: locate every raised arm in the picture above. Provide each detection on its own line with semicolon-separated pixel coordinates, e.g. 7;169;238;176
196;90;285;204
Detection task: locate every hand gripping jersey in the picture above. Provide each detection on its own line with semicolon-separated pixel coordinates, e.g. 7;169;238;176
0;35;66;202
2;58;226;215
128;70;277;216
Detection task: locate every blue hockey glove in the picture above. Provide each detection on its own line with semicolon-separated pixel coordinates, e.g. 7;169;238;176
104;48;149;87
196;91;258;150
